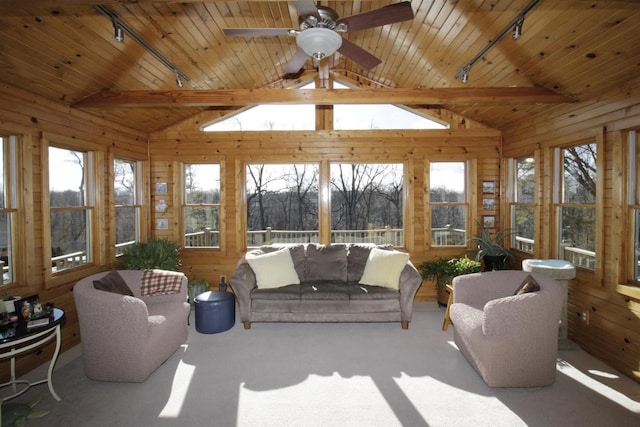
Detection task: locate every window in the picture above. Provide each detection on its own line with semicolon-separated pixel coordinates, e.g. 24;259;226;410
183;164;220;248
629;130;640;282
429;162;467;246
556;143;597;269
246;164;319;246
0;135;16;285
49;146;93;272
330;163;403;245
114;159;141;256
509;157;535;253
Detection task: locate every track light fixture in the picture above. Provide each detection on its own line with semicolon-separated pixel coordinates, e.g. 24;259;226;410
454;0;540;84
512;19;523;40
114;24;124;42
97;5;192;89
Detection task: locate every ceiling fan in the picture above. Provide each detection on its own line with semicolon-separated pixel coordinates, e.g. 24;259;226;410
223;1;414;74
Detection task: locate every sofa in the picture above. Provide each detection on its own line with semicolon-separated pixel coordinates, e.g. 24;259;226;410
449;270;564;387
230;243;422;329
73;270;190;382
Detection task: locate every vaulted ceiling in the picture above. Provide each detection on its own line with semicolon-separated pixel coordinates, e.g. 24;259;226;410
1;0;639;133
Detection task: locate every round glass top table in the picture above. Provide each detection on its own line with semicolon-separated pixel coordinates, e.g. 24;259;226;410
0;308;65;423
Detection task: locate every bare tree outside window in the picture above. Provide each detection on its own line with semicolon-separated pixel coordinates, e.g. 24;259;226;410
330;163;403;246
246;164;318;246
49;146;91;272
183;164;220;247
510;157;535;253
430;162;467;246
114;159;139;255
558;143;597;269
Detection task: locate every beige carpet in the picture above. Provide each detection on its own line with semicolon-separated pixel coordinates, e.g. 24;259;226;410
9;302;640;427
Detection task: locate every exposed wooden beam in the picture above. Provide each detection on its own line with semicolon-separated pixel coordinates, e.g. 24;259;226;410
72;87;574;108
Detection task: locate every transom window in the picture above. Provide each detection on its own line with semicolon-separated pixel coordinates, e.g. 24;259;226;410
183;164;221;248
49;146;93;272
556;143;597;269
429;162;467;246
509;156;535;254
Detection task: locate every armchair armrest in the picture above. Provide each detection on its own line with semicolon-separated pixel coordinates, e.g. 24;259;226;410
482;291;562;338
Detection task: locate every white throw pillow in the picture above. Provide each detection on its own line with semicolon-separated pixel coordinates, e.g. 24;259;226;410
359;248;410;290
246;248;301;289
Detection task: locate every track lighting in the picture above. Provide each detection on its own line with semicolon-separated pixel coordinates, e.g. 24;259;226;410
97;5;191;89
512;19;523;40
454;0;540;83
114;24;124;42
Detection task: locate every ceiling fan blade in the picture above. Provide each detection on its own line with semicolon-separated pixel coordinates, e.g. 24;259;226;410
283;48;310;74
336;1;414;32
337;38;382;70
292;1;319;19
223;28;293;37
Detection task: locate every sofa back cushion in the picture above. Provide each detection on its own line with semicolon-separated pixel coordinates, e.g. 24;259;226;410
305;244;348;282
346;244;375;282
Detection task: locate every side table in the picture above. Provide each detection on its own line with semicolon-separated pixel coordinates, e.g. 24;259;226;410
0;308;65;424
442;284;454;331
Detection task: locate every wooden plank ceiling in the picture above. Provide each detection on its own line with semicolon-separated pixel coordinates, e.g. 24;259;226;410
1;0;639;133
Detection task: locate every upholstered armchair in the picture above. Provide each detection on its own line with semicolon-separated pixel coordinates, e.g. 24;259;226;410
73;270;190;382
449;270;564;387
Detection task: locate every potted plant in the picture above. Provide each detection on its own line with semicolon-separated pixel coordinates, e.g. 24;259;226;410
466;220;514;271
419;257;481;306
122;238;181;271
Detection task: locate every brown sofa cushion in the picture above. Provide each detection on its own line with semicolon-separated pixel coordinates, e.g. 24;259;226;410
514;274;541;295
305;244;348;282
93;270;134;296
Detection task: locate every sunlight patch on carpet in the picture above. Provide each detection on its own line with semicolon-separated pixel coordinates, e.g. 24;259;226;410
159;359;196;418
237;373;400;426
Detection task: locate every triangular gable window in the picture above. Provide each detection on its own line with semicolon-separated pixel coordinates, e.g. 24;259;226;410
203;81;447;131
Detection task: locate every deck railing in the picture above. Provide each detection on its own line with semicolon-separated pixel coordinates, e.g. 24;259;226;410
52;251;86;272
431;227;467;246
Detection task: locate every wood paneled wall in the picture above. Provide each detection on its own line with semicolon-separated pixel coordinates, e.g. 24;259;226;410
502;80;640;382
148;125;502;303
0;85;147;381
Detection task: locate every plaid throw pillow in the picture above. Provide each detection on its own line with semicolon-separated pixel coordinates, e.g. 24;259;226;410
141;269;184;296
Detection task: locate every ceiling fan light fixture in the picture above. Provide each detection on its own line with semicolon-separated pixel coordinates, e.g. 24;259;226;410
297;28;343;60
175;73;184;88
114;24;124;42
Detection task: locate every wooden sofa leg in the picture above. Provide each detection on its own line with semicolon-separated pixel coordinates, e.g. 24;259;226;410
401;320;409;330
243;321;251;329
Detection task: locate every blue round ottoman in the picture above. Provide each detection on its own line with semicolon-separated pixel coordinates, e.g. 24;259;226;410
194;291;235;334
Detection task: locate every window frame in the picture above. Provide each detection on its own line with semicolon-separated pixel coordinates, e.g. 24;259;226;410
43;133;105;287
181;162;222;249
427;160;469;248
114;158;143;257
553;139;601;274
627;130;640;284
508;155;536;254
0;134;18;286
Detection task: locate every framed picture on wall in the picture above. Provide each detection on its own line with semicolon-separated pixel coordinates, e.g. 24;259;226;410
483;215;496;229
155;182;168;195
482;181;495;194
482;198;495;211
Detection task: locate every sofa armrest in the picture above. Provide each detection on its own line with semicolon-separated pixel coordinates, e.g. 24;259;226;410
398;261;422;321
230;262;257;322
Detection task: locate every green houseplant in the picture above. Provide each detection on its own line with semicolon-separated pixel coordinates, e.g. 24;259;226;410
122;238;181;271
419;257;481;306
466;220;514;271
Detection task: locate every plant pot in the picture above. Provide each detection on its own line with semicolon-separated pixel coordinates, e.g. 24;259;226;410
483;255;506;271
437;285;450;307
